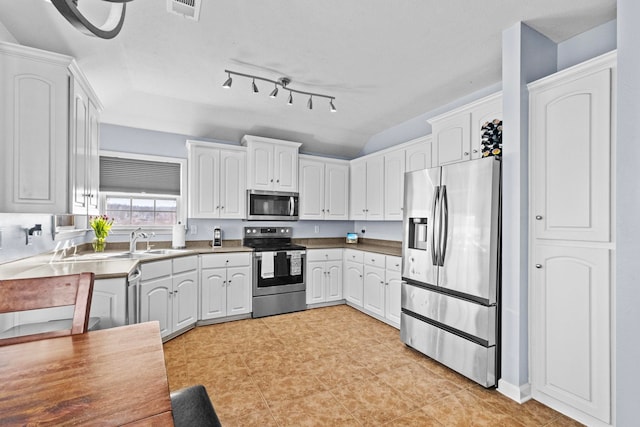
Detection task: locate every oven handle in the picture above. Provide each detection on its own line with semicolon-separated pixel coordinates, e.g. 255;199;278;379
289;196;294;216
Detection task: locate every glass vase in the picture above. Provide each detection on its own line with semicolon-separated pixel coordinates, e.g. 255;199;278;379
92;238;106;253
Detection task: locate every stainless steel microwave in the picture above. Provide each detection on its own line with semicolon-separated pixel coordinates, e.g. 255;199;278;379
246;190;299;221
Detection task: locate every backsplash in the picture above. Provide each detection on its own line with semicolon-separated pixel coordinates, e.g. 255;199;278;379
0;213;91;264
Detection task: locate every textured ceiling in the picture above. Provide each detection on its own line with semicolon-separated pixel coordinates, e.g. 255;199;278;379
0;0;616;158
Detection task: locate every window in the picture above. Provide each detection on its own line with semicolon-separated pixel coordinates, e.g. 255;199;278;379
105;195;178;226
99;151;187;230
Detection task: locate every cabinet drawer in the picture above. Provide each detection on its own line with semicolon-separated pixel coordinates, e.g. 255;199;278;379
140;260;172;281
344;249;364;264
173;255;198;274
307;249;343;262
200;252;251;269
364;252;385;267
386;256;402;272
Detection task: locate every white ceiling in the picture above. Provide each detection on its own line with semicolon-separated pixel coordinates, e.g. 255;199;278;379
0;0;616;158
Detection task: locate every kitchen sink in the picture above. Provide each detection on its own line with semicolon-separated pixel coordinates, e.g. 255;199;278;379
52;249;192;263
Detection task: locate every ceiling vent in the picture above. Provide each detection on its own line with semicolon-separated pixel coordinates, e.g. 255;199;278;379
167;0;202;22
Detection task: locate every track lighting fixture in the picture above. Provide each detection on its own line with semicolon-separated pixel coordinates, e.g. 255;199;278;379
223;69;336;112
269;84;279;98
223;72;232;88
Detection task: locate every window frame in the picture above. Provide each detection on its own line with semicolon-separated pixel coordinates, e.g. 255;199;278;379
98;150;187;234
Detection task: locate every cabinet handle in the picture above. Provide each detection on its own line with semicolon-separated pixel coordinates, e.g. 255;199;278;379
380;281;384;284
535;215;543;220
326;209;330;213
222;281;226;287
464;152;469;156
228;280;232;285
277;179;280;183
473;149;478;153
270;179;274;182
535;264;542;269
174;289;178;294
216;206;220;209
395;264;400;267
221;206;224;210
359;275;363;278
322;209;325;212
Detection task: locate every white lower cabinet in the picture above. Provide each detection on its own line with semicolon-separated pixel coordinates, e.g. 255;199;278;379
200;253;252;320
306;249;343;305
139;256;198;339
90;277;127;329
531;244;611;423
344;249;364;307
344;249;401;329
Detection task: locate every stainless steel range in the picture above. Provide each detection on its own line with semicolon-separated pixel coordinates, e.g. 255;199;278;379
243;227;306;318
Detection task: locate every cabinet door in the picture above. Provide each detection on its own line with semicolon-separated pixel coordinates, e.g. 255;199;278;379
90;278;126;329
226;266;252;316
405;138;433;172
324;162;349;220
531;68;611;242
86;100;100;213
471;95;501;159
70;79;88;213
188;145;220;218
274;144;298;192
344;261;363;307
306;261;326;304
248;141;274;190
365;155;385;220
349;160;367;220
531;244;610;423
200;267;226;320
363;265;385;317
385;270;402;328
384;150;405;220
433;113;471;166
299;159;325;220
139;276;172;337
173;270;198;331
220;149;246;219
0;53;69;213
325;260;343;301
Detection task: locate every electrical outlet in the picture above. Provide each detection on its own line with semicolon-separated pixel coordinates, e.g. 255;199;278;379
314;225;319;233
189;225;197;235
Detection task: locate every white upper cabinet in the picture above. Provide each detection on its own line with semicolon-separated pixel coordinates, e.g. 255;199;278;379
350;155;384;220
70;68;102;216
187;141;246;219
429;92;502;166
383;150;405;220
299;156;349;220
404;135;433;172
0;42;101;214
242;135;301;192
530;65;612;242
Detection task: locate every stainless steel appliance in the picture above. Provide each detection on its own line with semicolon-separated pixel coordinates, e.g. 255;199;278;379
401;157;501;387
246;190;299;221
213;227;222;247
243;227;306;318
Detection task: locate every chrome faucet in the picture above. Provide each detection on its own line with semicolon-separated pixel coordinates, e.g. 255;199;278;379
129;228;149;253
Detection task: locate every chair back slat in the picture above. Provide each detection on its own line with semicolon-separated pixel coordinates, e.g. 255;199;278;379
0;273;95;346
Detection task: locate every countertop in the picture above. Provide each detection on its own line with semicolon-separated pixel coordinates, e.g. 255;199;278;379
0;238;401;280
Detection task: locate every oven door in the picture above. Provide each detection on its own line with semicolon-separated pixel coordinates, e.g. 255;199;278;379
247;190;299;221
253;251;305;296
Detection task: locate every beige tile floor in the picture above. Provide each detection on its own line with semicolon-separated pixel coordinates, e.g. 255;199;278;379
163;305;583;426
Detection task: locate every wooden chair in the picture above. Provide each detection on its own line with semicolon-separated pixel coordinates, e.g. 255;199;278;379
0;272;95;347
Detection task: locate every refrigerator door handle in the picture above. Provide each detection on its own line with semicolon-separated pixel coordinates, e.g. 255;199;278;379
439;185;449;266
431;185;440;266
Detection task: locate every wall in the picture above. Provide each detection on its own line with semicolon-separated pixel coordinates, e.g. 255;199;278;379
615;1;640;424
0;20;16;43
557;19;616;71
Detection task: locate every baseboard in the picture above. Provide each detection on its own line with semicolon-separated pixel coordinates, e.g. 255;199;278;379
497;379;532;403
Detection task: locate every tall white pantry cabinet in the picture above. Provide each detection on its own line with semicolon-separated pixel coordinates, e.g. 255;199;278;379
528;51;615;426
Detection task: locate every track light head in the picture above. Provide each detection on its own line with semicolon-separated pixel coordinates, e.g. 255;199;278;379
330;99;336;112
222;72;232;88
252;79;259;93
269;85;278;98
307;96;313;110
288;92;293;106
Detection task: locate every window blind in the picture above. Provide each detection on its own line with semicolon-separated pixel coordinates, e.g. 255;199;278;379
100;156;181;196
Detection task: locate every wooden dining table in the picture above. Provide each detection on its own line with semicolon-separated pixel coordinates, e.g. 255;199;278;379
0;321;174;426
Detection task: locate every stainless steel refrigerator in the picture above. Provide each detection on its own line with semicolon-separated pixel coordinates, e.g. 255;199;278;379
401;156;501;387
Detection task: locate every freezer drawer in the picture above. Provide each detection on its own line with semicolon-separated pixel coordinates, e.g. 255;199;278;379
401;312;496;387
401;282;496;345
